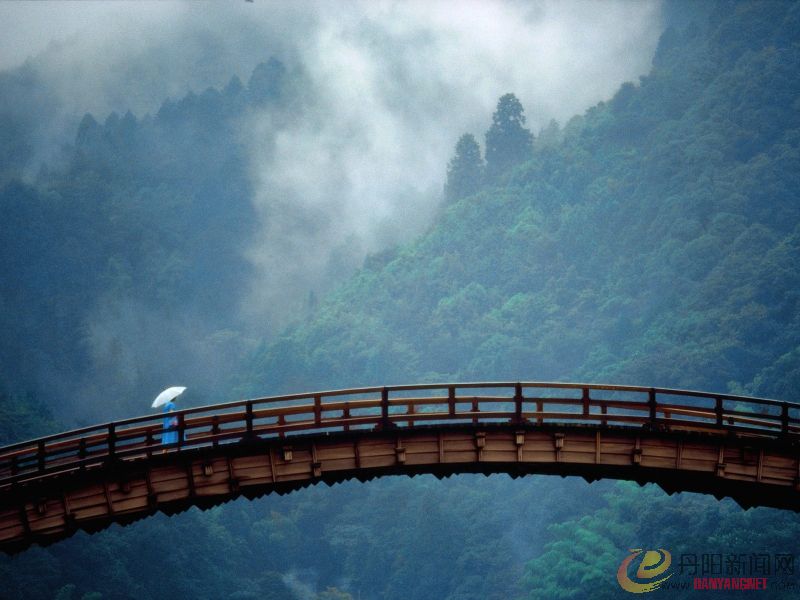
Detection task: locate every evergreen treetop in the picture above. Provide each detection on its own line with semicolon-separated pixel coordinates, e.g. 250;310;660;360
485;93;533;178
444;133;484;203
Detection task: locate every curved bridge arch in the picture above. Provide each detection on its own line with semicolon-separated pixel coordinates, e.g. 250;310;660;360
1;381;799;553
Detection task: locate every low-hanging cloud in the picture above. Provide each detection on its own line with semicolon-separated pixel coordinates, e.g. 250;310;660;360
3;1;662;329
240;0;664;326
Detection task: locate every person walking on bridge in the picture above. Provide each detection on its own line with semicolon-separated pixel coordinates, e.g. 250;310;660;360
161;401;179;446
151;386;187;447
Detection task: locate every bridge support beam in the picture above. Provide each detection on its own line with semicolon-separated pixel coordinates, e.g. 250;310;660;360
2;424;800;553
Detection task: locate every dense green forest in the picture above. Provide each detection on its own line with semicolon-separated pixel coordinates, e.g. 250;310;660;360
0;58;300;421
2;1;800;598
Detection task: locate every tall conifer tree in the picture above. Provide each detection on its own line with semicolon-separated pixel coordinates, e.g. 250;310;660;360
485;93;533;178
444;133;484;202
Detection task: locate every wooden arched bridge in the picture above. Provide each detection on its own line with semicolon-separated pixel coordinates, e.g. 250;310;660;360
1;381;799;553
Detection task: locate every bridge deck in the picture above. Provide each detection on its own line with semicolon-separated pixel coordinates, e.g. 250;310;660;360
1;382;798;553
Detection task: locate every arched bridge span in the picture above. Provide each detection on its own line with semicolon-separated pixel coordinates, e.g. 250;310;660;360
1;382;799;553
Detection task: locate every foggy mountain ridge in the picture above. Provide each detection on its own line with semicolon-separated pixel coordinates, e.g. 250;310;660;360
0;0;665;424
0;0;665;323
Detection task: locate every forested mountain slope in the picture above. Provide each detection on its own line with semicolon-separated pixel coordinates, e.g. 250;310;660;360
244;1;800;402
0;59;297;421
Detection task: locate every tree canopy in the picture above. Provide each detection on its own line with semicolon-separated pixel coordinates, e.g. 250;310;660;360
484;93;533;178
444;133;484;203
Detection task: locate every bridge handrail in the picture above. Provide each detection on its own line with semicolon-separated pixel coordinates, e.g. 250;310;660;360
0;382;797;489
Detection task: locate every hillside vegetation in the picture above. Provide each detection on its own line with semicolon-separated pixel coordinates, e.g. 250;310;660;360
246;1;800;402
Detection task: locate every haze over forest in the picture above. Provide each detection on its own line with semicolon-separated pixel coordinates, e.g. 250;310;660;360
2;1;800;599
1;0;662;421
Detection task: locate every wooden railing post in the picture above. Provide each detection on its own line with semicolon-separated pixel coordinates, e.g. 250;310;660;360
37;440;46;473
514;383;524;424
278;414;286;439
245;401;254;439
314;395;322;426
582;387;590;417
177;414;185;449
715;396;723;427
648;389;657;425
107;424;116;459
212;415;220;448
79;437;87;469
380;387;395;430
448;386;456;418
782;402;790;435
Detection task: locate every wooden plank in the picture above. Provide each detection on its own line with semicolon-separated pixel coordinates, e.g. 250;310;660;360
358;454;396;469
145;466;155;505
564;454;598;465
314;457;356;471
157;489;191;503
595;431;601;464
561;439;597;453
444;438;478;452
724;463;758;479
237;474;271;487
0;517;25;541
100;496;149;513
149;466;191;484
69;494;107;513
640;456;680;469
761;466;796;482
444;451;476;463
405;452;439;466
186;461;196;498
194;483;233;497
149;476;189;495
110;484;149;504
640;445;678;459
763;454;796;469
233;465;271;481
71;504;113;521
520;450;557;462
268;446;277;483
480;450;517;462
193;469;230;492
68;483;107;501
405;441;440;454
28;515;67;534
316;444;359;461
231;455;272;470
600;454;636;466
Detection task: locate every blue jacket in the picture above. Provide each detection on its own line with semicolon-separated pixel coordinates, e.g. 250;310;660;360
162;401;179;444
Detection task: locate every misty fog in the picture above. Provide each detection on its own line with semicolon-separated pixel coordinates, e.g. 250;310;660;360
1;0;663;420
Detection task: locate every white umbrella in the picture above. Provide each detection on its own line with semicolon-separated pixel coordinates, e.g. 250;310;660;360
152;386;186;408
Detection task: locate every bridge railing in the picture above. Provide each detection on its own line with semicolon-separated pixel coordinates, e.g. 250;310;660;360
0;382;797;490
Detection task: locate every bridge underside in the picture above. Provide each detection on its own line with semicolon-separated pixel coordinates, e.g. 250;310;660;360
2;424;800;553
